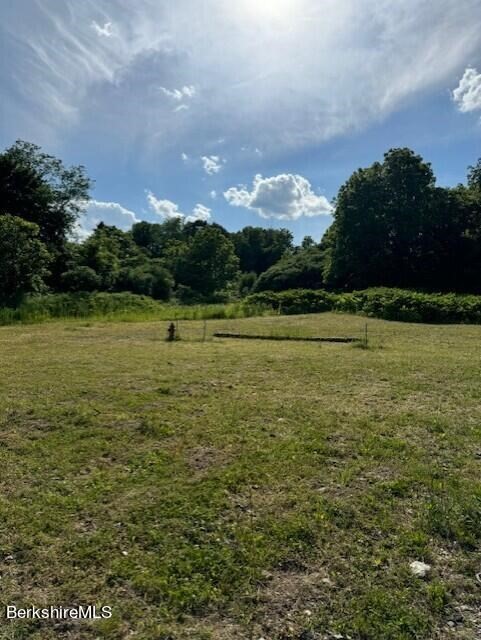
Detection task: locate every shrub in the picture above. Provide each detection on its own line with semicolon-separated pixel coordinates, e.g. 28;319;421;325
334;288;481;324
246;289;338;315
252;248;325;292
246;287;481;323
61;266;101;292
117;265;173;300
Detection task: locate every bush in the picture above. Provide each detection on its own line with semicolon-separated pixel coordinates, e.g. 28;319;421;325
246;287;481;323
117;264;173;301
335;288;481;324
246;289;338;315
252;248;325;292
61;266;101;292
238;272;257;296
0;214;52;305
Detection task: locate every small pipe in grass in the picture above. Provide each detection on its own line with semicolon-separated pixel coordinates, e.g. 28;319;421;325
213;332;361;343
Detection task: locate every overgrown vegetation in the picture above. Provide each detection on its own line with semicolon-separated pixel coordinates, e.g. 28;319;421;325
0;292;270;326
247;287;481;323
3;286;481;326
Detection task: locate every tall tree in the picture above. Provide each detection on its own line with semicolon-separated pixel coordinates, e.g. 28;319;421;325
231;227;293;274
0;140;92;287
0;140;91;249
324;149;437;289
467;158;481;191
177;226;240;295
0;215;51;305
79;223;146;290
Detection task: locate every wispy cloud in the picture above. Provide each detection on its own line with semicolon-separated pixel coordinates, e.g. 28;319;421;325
2;0;481;151
91;21;113;37
75;199;139;239
224;174;333;220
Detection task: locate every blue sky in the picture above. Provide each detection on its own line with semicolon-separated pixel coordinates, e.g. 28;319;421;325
1;0;481;243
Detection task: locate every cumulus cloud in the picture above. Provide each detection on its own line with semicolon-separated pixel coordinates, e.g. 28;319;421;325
146;192;184;219
453;67;481;113
189;204;211;223
201;155;224;175
146;191;211;223
91;21;113;37
74;199;139;239
224;174;333;220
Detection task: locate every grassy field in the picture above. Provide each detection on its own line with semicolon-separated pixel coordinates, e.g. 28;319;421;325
0;313;480;639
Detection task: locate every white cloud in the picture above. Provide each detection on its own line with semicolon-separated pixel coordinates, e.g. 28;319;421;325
146;191;211;222
453;67;481;113
181;152;189;162
210;190;217;199
173;104;189;113
201;155;224;175
188;204;211;223
159;85;196;101
74;199;139;239
146;192;183;219
91;21;113;37
224;174;333;220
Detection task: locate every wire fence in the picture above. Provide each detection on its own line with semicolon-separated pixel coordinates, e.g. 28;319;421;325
156;314;481;349
159;316;382;346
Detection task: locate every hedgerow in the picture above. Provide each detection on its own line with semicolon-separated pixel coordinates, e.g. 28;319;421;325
246;288;481;324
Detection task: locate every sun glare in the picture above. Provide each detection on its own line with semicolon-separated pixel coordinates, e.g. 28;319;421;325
241;0;297;22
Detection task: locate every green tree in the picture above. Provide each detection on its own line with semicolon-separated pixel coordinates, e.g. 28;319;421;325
117;262;173;300
0;140;91;249
253;246;325;292
324;149;436;289
467;158;481;191
0;214;51;304
0;140;92;287
131;219;185;258
177;226;240;296
61;266;101;292
80;223;146;290
231;227;293;274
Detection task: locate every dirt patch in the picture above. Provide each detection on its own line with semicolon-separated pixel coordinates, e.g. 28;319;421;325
253;567;334;639
187;446;231;474
179;616;247;640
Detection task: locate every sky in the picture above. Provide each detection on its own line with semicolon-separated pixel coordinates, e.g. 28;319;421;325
1;0;481;243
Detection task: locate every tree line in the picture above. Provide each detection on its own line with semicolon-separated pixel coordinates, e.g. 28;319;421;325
1;140;480;306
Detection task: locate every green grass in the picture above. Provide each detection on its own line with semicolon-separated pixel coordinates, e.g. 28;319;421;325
0;313;480;639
